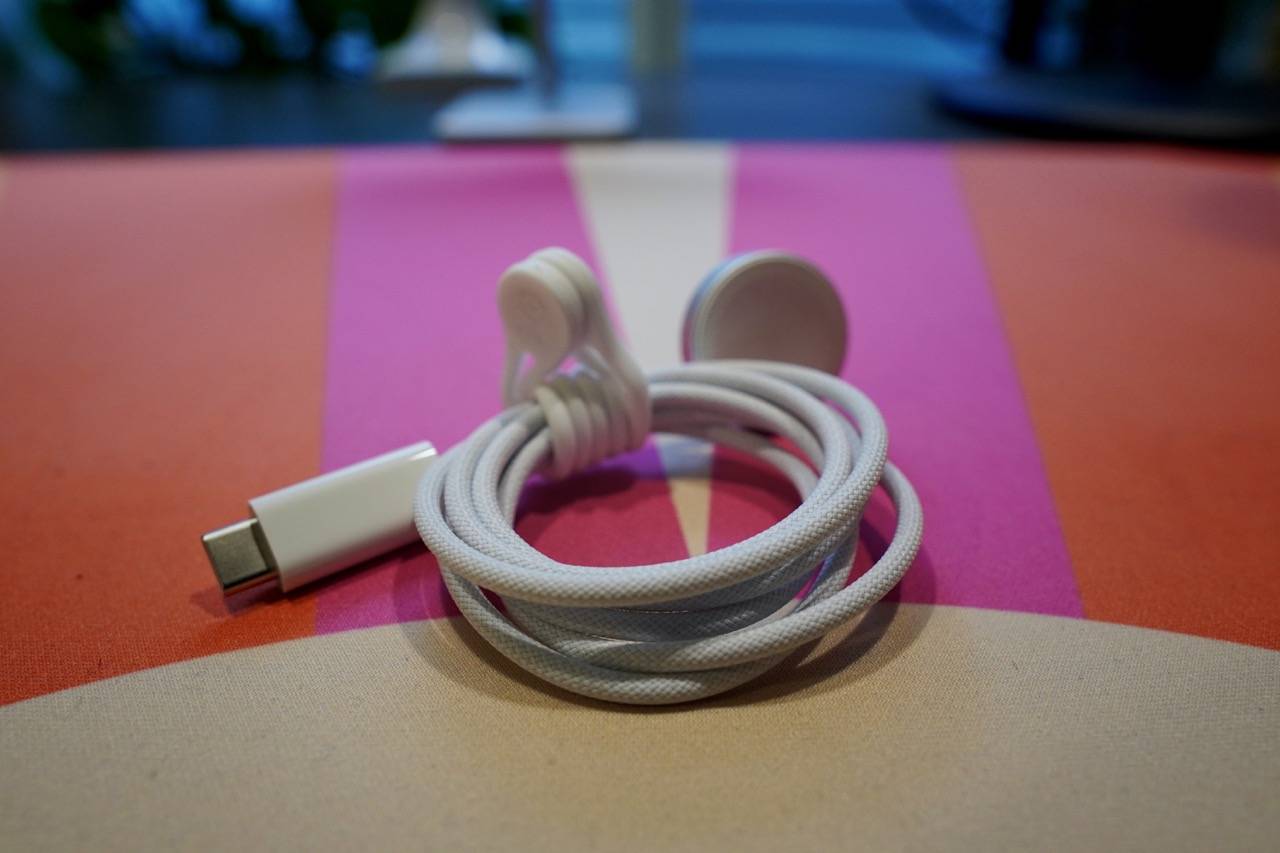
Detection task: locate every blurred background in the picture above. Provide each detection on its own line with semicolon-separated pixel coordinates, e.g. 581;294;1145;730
1;0;1278;149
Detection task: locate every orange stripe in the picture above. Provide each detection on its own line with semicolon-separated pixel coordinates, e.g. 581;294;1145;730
954;146;1280;649
0;152;334;703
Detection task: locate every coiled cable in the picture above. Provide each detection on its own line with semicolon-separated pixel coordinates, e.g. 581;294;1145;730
413;358;923;705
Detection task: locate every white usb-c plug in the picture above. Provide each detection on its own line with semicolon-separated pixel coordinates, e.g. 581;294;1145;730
201;441;437;595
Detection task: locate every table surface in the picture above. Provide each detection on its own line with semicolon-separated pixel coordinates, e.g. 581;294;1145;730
1;142;1278;851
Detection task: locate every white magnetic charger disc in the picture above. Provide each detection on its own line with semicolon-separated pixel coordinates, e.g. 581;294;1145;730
681;251;848;375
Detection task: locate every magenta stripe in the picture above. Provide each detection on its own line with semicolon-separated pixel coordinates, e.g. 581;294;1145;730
315;147;685;633
726;145;1082;616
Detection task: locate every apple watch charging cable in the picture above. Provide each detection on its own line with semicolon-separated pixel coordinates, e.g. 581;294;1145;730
202;248;923;705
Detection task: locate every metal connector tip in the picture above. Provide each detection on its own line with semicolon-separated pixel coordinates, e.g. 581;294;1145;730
202;518;277;595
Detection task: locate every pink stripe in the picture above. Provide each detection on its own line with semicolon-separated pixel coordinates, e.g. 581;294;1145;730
725;145;1081;616
316;147;685;633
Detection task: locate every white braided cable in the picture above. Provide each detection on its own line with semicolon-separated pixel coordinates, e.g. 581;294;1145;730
413;359;923;705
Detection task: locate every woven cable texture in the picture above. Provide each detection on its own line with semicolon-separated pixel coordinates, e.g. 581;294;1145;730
413;360;923;704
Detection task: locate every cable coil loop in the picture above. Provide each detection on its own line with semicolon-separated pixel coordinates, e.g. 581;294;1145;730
532;368;644;480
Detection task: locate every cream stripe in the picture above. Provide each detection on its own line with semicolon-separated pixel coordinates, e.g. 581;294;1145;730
655;433;714;556
566;143;732;555
566;142;731;371
3;607;1276;852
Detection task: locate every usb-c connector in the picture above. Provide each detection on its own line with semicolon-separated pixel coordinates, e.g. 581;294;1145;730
200;442;436;595
202;518;277;595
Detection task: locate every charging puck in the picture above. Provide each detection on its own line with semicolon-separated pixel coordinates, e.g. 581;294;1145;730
682;251;847;375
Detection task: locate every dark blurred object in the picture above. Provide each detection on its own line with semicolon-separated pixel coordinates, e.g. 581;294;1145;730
905;0;1006;41
0;0;467;82
937;0;1280;146
0;0;1002;150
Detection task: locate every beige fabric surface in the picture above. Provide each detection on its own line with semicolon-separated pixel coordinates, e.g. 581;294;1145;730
3;604;1277;852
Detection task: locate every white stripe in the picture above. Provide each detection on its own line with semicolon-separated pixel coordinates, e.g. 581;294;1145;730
566;143;732;555
566;142;731;372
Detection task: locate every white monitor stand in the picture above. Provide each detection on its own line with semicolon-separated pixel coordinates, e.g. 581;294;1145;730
430;0;637;140
378;0;532;86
